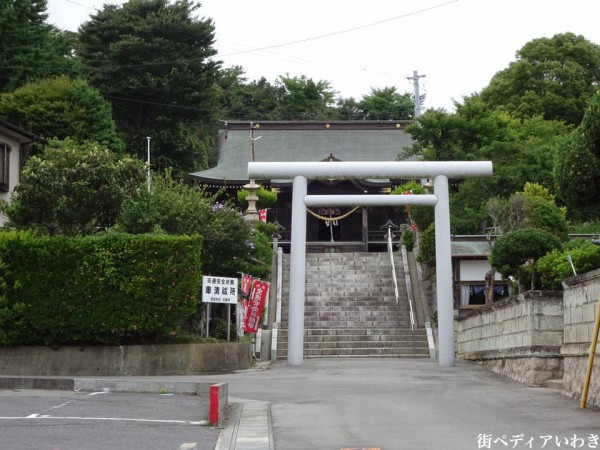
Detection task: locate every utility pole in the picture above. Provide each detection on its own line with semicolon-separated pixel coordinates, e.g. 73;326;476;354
146;136;151;193
407;70;426;117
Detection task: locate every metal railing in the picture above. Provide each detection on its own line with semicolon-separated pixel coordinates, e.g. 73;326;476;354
387;227;416;332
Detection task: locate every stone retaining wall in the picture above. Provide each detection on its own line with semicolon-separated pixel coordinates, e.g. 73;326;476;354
562;268;600;406
456;291;564;386
0;342;252;376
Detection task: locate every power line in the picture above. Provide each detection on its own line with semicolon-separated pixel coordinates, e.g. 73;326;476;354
219;0;459;57
32;0;459;72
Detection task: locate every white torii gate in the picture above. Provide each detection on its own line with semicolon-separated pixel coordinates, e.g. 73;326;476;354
248;161;493;367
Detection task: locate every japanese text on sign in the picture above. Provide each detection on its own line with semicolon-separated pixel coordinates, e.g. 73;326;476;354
202;276;238;304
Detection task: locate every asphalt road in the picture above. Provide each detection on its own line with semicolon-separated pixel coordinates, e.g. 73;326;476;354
2;358;599;450
207;358;600;450
0;388;219;450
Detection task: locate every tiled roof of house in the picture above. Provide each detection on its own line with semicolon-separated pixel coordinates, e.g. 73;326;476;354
451;239;493;258
190;121;414;185
0;119;37;142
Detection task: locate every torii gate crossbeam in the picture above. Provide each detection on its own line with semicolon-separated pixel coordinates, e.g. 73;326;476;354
248;161;493;367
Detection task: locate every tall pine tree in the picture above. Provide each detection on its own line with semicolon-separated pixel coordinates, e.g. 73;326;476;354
0;0;81;92
77;0;221;175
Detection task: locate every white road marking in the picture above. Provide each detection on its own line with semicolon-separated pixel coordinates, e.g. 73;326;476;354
0;415;207;425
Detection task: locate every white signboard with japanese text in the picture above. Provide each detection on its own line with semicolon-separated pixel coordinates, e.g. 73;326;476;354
202;276;238;304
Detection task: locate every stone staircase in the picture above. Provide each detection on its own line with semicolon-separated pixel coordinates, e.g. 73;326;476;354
275;252;429;359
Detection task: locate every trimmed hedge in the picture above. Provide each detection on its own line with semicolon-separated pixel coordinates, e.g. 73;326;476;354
0;232;202;346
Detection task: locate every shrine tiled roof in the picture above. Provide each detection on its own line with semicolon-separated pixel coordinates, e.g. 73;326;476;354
190;121;414;185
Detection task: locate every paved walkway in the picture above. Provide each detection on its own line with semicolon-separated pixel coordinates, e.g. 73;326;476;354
206;358;600;450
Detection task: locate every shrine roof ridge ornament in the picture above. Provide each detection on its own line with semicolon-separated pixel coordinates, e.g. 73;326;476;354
248;161;493;180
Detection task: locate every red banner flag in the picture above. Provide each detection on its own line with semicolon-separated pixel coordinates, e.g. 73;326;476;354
244;280;270;333
241;274;254;297
259;209;267;222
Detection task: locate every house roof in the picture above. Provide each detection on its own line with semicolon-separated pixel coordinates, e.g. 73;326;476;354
190;120;414;185
451;238;493;258
0;119;37;143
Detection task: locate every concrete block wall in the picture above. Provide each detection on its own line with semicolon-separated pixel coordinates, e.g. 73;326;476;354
561;268;600;406
0;343;252;376
456;291;564;386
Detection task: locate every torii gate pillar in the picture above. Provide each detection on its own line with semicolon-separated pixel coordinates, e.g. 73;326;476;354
288;176;308;366
248;161;493;367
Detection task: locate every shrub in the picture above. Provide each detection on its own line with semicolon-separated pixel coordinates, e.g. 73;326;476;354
0;232;202;346
117;173;271;277
237;187;278;207
417;223;436;263
490;228;562;289
402;229;414;252
537;239;600;289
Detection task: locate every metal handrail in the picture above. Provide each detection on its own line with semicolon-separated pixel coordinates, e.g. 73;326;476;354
387;228;416;332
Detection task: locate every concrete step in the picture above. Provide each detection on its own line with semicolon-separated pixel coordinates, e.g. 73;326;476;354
280;339;429;349
278;328;426;337
543;379;563;391
278;251;418;359
302;348;429;357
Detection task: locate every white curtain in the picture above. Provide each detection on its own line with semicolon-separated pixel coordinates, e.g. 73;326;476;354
460;285;471;306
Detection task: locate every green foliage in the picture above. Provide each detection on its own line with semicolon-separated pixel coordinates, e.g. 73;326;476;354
217;70;285;121
402;229;414;252
331;97;361;120
3;139;144;235
251;221;279;240
405;98;570;233
274;75;336;120
237;187;278;208
480;33;600;125
537;239;600;290
568;222;600;234
77;0;220;174
554;91;600;220
0;231;202;346
357;86;414;120
488;183;569;241
392;181;425;195
391;181;434;231
522;197;569;241
0;76;123;151
117;172;271;277
0;1;82;92
489;228;562;288
417;223;436;264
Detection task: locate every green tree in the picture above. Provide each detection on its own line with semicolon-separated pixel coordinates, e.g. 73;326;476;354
117;172;271;277
487;183;569;241
2;139;144;235
77;0;221;175
217;68;285;121
489;228;562;290
273;75;336;119
357;86;414;120
0;76;123;151
406;98;570;234
0;0;81;92
331;97;362;120
480;33;600;125
554;91;600;220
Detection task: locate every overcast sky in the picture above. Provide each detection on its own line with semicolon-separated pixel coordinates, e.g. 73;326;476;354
46;0;600;112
